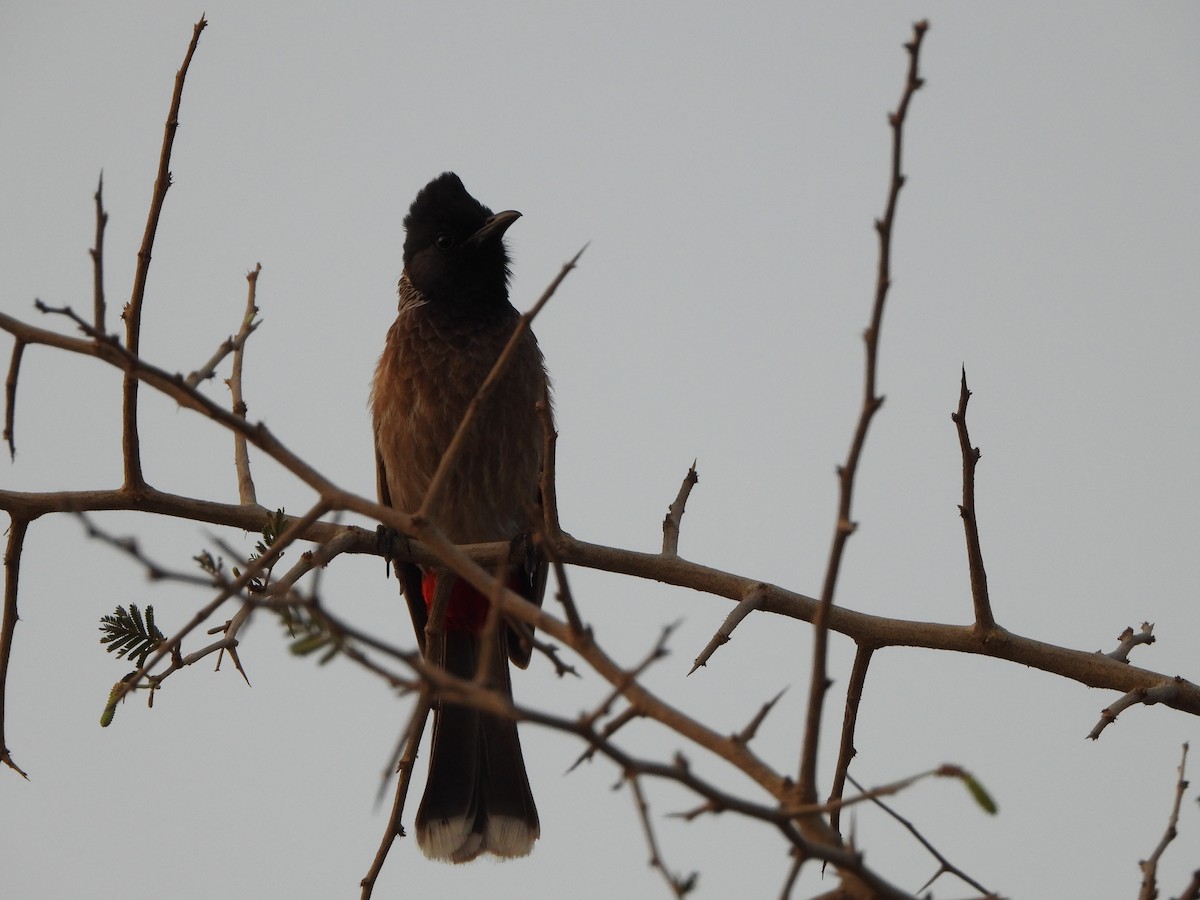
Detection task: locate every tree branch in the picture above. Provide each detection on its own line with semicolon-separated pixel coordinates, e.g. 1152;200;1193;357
228;264;261;504
90;172;108;335
0;516;30;778
798;18;929;806
952;368;995;631
1138;743;1190;900
120;14;208;489
828;643;874;837
661;460;698;557
3;338;23;460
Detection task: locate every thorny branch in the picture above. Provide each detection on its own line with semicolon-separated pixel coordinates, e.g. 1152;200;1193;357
121;14;208;490
106;501;331;710
797;19;929;810
1106;622;1156;663
0;517;29;777
1;15;1196;900
828;643;874;837
183;266;260;389
952;368;995;631
90;173;108;335
3;339;22;460
1138;743;1190;900
228;264;261;504
629;773;696;898
689;584;766;675
846;773;999;898
661;461;698;557
1088;679;1189;741
733;687;788;746
74;521;914;897
360;698;430;899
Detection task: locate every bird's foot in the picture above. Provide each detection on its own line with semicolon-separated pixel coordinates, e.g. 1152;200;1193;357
376;525;411;578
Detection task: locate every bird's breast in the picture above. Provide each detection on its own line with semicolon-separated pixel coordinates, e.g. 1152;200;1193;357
371;300;548;545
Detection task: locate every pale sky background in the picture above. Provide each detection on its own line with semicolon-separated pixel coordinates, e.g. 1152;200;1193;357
3;3;1199;898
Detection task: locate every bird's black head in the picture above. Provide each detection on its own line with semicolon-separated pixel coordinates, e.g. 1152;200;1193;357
402;172;520;308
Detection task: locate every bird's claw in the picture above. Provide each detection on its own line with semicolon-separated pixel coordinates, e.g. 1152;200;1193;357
376;525;411;578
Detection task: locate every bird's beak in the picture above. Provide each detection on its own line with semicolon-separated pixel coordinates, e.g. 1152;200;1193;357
467;209;522;246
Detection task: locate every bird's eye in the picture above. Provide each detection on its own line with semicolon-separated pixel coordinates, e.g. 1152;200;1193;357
435;232;454;249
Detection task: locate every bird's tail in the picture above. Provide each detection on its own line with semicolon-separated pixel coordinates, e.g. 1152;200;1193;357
415;576;539;863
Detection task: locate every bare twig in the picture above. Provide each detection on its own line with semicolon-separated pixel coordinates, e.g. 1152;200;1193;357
688;584;765;675
183;265;261;389
733;687;787;746
774;819;915;900
526;629;578;678
184;335;242;388
829;644;874;837
567;706;637;772
361;697;431;899
34;300;105;337
1088;678;1187;740
78;512;219;587
1105;622;1155;662
779;851;804;900
270;527;362;596
629;773;695;898
121;14;208;489
952;368;996;630
661;461;699;557
579;624;677;737
1;516;30;777
1138;743;1190;900
228;264;261;503
798;21;930;809
210;603;254;684
1;308;362;510
3;339;23;460
90;172;109;335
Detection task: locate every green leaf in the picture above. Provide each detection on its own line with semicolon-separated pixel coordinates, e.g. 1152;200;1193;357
962;771;998;814
938;764;998;814
98;604;166;668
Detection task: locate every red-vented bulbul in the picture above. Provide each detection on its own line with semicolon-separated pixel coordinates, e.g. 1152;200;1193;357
371;172;548;863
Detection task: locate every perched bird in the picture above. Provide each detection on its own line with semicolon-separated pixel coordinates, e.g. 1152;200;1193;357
371;172;548;863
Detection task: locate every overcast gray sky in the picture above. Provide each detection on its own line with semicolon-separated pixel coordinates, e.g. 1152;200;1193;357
3;3;1199;898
